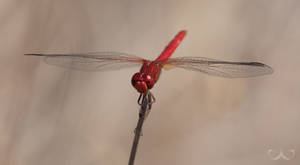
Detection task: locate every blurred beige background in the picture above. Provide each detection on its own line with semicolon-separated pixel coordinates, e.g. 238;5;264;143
0;0;299;165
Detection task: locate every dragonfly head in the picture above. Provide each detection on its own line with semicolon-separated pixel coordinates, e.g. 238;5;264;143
131;72;154;93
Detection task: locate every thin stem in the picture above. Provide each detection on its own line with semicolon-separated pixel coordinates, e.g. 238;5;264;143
128;94;149;165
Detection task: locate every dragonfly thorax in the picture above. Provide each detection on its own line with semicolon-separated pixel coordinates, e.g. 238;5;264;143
131;72;154;93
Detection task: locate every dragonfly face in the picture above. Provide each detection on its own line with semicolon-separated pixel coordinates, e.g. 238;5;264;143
131;72;154;93
131;60;163;93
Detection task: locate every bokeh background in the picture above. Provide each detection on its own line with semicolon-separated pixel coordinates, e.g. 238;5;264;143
0;0;299;164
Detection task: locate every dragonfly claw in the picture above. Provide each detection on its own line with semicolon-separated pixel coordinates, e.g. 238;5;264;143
137;91;155;110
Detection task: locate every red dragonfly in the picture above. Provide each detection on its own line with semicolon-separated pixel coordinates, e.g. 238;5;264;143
25;30;273;107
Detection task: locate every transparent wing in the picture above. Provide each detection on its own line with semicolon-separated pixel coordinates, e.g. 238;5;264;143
25;52;146;71
162;57;273;78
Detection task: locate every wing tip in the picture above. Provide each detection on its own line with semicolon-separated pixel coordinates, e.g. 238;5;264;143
245;62;274;75
24;53;43;56
257;62;274;75
265;64;274;75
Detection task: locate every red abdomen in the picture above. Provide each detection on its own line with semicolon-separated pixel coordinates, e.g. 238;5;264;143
155;30;187;61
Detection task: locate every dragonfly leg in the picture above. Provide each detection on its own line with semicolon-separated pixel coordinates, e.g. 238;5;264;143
144;91;156;119
137;93;143;105
137;91;156;119
137;91;155;108
148;91;156;104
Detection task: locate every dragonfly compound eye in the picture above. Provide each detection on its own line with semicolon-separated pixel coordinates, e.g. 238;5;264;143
131;73;142;86
131;73;148;93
